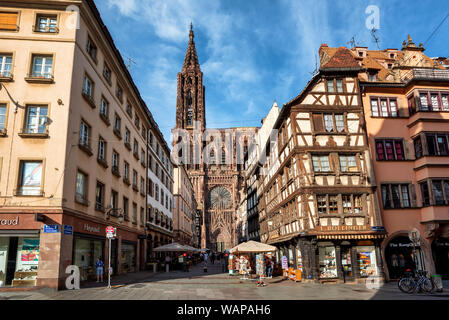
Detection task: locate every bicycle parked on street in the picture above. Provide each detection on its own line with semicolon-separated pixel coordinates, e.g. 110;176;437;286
398;269;434;294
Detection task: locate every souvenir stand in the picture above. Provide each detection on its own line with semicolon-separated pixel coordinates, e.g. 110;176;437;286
230;240;277;286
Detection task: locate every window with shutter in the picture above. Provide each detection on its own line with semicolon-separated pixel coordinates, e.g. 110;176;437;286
312;114;323;132
0;12;18;31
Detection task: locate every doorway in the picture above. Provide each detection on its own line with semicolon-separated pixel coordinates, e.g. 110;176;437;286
340;246;353;282
432;237;449;280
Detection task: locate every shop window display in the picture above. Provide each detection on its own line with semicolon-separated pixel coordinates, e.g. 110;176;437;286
0;237;9;286
74;237;104;281
121;243;136;273
319;246;337;278
0;237;40;287
357;246;377;277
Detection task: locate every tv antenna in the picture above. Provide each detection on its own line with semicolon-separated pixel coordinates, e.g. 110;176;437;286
371;28;380;50
309;54;319;76
347;35;360;48
125;56;137;71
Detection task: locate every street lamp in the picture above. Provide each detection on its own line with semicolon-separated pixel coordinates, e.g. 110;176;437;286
106;206;124;223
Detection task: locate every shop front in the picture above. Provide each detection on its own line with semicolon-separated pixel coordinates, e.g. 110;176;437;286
384;235;425;280
432;237;449;280
120;241;136;273
0;231;41;287
0;213;46;288
72;233;106;282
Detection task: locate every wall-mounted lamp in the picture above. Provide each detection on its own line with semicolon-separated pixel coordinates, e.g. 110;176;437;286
106;206;124;223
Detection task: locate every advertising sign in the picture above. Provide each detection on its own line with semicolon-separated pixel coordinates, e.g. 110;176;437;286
281;256;288;270
20;238;40;264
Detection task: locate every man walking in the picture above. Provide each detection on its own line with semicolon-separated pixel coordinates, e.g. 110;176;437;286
211;252;215;264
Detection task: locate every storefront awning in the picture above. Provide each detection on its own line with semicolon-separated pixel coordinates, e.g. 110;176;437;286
316;234;386;240
267;233;300;245
0;230;40;237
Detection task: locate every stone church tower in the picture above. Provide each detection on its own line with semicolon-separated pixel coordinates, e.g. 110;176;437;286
173;25;257;251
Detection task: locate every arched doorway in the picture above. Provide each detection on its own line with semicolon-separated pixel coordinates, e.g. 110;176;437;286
384;235;425;279
432;237;449;279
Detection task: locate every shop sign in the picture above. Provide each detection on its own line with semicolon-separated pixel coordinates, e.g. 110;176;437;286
371;226;385;232
318;225;370;232
389;242;414;248
63;225;73;235
0;217;19;226
84;224;100;234
44;225;60;233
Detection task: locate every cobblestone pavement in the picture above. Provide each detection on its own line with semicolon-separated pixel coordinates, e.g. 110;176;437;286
0;262;448;300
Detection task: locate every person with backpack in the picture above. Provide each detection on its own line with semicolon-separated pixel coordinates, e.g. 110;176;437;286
95;257;104;283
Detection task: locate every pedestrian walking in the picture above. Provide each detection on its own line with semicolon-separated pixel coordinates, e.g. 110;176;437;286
95;257;104;282
211;252;215;264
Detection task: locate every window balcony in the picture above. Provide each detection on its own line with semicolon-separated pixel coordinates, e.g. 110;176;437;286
82;90;96;108
25;72;54;84
124;141;132;150
123;176;131;186
95;202;105;213
132;184;139;192
99;113;110;126
75;193;89;206
133;151;139;160
14;188;44;197
111;165;121;177
0;71;13;82
78;140;93;156
18;126;49;138
113;128;122;140
33;25;59;34
97;156;108;169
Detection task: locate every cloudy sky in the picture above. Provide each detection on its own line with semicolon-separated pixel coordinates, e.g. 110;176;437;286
96;0;449;143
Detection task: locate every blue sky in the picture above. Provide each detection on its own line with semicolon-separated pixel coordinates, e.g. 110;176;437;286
96;0;449;144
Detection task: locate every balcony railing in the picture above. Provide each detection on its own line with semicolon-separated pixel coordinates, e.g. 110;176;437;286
401;68;449;82
0;70;12;80
25;72;54;83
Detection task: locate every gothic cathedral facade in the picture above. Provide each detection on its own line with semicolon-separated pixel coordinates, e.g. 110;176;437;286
172;25;257;251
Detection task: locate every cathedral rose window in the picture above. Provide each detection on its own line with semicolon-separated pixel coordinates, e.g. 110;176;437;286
208;186;232;210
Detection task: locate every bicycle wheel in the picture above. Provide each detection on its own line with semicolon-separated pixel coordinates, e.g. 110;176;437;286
398;277;415;293
421;277;433;293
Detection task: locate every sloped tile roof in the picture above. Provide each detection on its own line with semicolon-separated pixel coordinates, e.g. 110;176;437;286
320;47;361;69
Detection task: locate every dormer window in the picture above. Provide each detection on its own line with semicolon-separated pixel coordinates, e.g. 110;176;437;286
358;52;363;58
390;53;395;59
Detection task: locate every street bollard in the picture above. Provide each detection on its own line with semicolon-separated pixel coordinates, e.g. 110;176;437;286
152;264;157;273
166;263;169;273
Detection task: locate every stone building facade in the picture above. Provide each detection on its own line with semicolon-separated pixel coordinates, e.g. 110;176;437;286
172;25;257;252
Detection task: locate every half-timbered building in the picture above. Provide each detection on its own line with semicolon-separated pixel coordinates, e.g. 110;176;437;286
259;47;386;283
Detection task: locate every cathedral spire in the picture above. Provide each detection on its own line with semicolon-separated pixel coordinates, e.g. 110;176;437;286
183;23;200;71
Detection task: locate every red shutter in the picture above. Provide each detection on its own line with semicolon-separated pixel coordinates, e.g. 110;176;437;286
376;141;385;160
